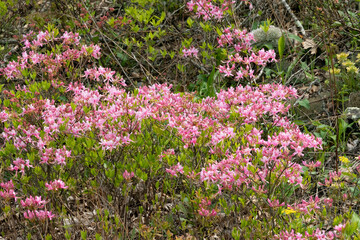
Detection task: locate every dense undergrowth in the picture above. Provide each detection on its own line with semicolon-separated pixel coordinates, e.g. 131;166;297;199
1;0;360;239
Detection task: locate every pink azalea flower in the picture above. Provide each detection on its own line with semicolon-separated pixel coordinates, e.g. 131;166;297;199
45;179;68;191
123;170;135;180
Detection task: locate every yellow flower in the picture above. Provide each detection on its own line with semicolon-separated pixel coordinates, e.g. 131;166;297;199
339;156;349;164
357;53;360;60
329;68;341;75
346;65;359;74
337;52;349;62
342;60;355;67
283;207;297;215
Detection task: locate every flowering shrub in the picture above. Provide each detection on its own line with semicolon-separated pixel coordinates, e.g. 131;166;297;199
0;28;329;238
0;0;359;239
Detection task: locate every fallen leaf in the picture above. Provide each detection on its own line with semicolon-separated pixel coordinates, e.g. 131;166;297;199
302;38;317;54
310;85;318;93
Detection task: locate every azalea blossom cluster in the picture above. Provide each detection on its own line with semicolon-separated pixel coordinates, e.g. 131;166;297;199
285;196;331;214
159;148;175;161
274;195;338;239
45;179;68;191
8;157;33;175
0;180;16;201
319;171;342;188
0;110;8;122
198;197;217;217
303;160;322;170
217;27;276;80
267;198;285;208
187;0;252;21
39;146;71;165
185;1;276;82
275;227;343;240
1;29;106;85
182;46;199;58
84;67;126;85
20;195;55;221
166;163;184;177
23;210;55;222
123;170;135;180
21;195;47;209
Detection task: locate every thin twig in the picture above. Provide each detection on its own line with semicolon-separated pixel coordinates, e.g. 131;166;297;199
279;0;306;36
252;65;266;84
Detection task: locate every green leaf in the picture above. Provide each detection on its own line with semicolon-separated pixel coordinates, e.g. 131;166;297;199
0;2;8;16
65;230;71;240
169;51;175;59
3;99;10;107
285;60;298;80
207;67;217;97
232;227;241;240
45;234;52;240
351;212;360;232
131;25;140;32
187;17;194;28
215;27;223;36
263;43;274;50
81;231;87;240
71;103;76;112
300;61;309;71
298;98;310;109
160;49;167;58
107;17;115;27
278;34;285;59
30;71;37;80
287;33;303;43
331;21;342;27
345;221;358;236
